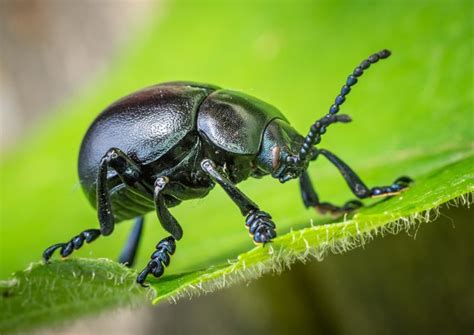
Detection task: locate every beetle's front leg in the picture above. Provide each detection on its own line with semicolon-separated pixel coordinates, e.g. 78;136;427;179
201;159;276;244
317;149;412;199
300;149;412;216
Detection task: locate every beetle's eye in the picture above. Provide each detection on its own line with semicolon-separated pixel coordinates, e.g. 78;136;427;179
272;146;281;171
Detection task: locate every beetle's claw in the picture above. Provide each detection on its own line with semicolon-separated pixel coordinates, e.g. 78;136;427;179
260;239;274;248
42;243;65;262
394;176;413;189
137;268;151;287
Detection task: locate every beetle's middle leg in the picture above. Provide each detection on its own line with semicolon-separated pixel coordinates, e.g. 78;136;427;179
136;176;183;286
201;159;276;244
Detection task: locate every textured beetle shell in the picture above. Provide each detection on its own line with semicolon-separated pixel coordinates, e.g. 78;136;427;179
197;90;287;154
78;83;216;192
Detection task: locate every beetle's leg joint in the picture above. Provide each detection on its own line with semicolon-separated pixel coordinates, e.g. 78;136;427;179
154;176;169;191
200;158;216;171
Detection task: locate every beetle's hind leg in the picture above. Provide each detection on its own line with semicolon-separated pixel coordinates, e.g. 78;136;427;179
118;216;145;267
201;159;276;244
43;229;101;262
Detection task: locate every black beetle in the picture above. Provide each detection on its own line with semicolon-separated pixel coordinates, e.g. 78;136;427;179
43;49;411;286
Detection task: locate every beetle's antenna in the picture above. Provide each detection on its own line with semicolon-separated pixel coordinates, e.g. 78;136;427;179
298;49;392;163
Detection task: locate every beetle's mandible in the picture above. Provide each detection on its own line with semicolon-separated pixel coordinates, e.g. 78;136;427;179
43;49;412;286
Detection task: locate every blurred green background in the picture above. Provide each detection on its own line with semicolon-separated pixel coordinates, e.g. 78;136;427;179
0;0;472;333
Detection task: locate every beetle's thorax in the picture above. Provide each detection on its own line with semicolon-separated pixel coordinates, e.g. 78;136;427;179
254;119;309;181
200;139;256;184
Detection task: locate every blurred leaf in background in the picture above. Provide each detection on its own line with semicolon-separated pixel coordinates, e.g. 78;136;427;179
0;0;473;333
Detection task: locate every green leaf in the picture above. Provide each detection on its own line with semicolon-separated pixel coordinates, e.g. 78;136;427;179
1;0;472;333
151;155;473;302
0;259;148;333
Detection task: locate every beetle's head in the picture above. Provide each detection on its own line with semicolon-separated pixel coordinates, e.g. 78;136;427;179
272;151;311;183
256;119;314;183
256;115;350;183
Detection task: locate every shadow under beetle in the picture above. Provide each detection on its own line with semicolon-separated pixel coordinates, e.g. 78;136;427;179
43;49;412;286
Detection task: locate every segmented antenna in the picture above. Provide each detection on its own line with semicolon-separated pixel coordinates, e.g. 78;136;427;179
297;49;392;163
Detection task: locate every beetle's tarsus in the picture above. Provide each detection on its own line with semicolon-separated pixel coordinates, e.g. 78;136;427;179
394;176;413;188
136;267;151;287
137;236;176;286
43;243;65;262
246;210;277;244
370;176;413;198
42;229;101;262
